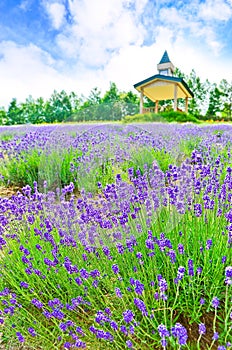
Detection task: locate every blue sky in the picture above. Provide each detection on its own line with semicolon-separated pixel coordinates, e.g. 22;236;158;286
0;0;232;108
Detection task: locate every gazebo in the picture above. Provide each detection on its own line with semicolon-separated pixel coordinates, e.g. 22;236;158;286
134;51;194;114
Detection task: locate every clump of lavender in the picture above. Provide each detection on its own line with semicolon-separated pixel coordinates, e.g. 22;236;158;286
0;123;231;349
157;324;170;348
171;323;188;346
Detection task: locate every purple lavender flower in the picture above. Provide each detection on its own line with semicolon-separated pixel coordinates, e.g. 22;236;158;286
134;298;148;316
104;331;114;341
16;332;25;343
176;266;185;282
75;277;83;285
225;266;232;277
200;298;205;305
222;256;227;264
59;322;67;331
80;268;89;279
211;297;220;309
126;340;133;348
110;321;118;331
20;281;29;288
157;324;170;338
31;298;43;309
194;203;202;217
64;342;72;349
178;244;184;254
145;238;154;250
102;246;110;256
213;332;219;340
167;249;176;264
76;326;84;335
135;252;142;260
161;338;168;347
82;253;87;261
120;325;128;335
112;264;119;274
225;266;232;285
188;259;194;277
90;269;100;278
154;292;159;300
92;280;99;288
116;243;124;254
74;340;86;348
123;309;134;324
89;325;97;334
171;323;188;345
115;287;123;298
199;323;206;335
134;280;144;295
51;309;65;320
206;239;213;250
28;327;36;337
96;329;105;339
158;278;168;293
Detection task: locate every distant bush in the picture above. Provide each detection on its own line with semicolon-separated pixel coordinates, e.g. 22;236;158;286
122;112;165;123
122;111;200;123
160;111;200;123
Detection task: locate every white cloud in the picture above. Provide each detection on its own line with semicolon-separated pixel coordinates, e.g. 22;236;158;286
0;41;73;107
198;0;232;21
44;2;66;30
56;0;146;66
19;0;32;11
156;1;230;56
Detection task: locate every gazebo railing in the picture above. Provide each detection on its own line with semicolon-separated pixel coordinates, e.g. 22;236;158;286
142;107;156;114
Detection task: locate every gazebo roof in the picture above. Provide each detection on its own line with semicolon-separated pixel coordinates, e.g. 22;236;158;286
134;74;194;101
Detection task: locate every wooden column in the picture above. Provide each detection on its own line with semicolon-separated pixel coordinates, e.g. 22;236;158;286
155;100;159;113
185;97;188;113
140;88;144;114
174;84;178;111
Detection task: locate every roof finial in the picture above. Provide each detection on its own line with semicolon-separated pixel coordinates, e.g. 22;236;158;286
159;50;170;64
157;51;175;76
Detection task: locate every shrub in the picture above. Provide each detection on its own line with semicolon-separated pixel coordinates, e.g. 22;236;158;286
122;111;200;124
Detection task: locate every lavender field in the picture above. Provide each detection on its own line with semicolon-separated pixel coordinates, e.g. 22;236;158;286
0;123;231;349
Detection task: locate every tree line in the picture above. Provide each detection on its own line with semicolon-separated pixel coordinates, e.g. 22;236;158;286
0;70;231;125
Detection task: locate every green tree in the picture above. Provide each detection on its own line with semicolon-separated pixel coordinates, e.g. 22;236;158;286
175;68;210;116
6;98;24;125
206;84;223;119
44;100;54;123
33;97;46;123
119;91;139;116
48;90;72;123
102;82;119;104
219;79;232;120
98;82;121;121
79;87;102;121
186;70;209;116
21;95;37;124
0;108;7;125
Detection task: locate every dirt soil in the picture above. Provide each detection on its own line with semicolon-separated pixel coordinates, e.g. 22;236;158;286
0;186;21;198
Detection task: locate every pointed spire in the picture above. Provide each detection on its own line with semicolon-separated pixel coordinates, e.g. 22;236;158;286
159;50;171;64
157;50;175;76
